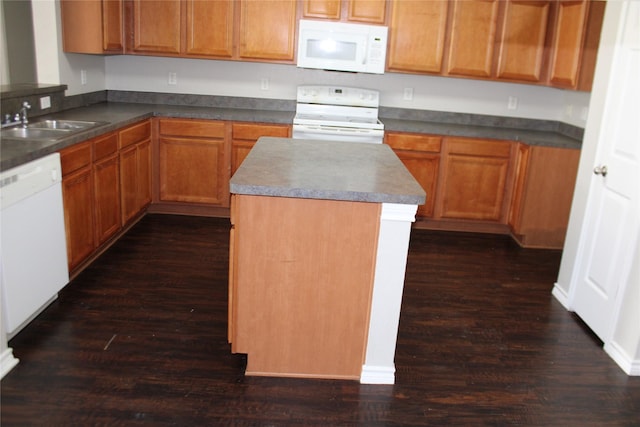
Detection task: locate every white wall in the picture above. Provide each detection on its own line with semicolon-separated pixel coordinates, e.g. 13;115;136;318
105;55;591;126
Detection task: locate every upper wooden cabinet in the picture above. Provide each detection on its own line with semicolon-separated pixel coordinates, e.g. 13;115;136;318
129;0;181;54
576;1;605;91
302;0;387;23
445;0;499;78
184;0;234;57
547;0;605;90
387;0;603;90
61;0;123;54
128;0;233;57
124;0;296;62
387;0;449;74
238;0;297;61
496;0;551;83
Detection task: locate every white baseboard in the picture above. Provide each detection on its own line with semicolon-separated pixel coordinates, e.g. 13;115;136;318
1;348;19;379
360;364;395;384
551;284;571;310
604;341;640;376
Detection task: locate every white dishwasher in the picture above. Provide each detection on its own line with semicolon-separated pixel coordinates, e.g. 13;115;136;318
1;153;69;338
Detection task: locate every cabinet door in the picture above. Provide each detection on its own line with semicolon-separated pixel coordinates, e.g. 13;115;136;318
61;0;122;54
303;0;341;19
548;0;588;88
131;0;181;54
509;145;580;248
119;144;139;224
348;0;386;23
437;138;513;222
386;132;441;218
94;153;121;245
387;0;449;73
159;137;228;205
62;168;94;271
184;0;234;57
577;1;605;92
137;139;152;211
497;0;551;82
238;0;297;61
103;0;124;51
446;0;499;78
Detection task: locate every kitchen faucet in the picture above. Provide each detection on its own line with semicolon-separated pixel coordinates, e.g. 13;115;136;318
1;101;32;128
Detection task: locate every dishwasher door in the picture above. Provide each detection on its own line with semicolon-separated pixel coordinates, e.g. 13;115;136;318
1;153;69;336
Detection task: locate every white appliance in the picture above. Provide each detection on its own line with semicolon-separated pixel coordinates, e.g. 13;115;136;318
297;20;388;74
1;153;69;338
292;85;384;144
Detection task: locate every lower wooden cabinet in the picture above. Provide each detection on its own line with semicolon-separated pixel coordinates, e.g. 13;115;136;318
231;122;291;175
60;132;122;272
60;141;94;271
93;133;121;245
509;144;580;248
119;120;152;224
386;132;441;217
436;137;514;222
158;118;230;207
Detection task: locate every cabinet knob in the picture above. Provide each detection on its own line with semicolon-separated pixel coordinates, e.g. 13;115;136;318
593;165;608;177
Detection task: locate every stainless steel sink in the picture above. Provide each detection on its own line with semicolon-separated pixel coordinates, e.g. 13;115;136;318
1;120;107;141
27;119;103;130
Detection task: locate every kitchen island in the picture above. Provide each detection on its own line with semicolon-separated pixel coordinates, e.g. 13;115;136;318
228;137;425;384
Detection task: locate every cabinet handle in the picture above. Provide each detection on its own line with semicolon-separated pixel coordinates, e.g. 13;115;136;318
593;165;608;177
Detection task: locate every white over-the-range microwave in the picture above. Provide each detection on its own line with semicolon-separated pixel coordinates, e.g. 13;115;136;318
296;20;388;75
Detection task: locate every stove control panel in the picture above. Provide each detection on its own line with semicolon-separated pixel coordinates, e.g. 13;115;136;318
296;85;379;108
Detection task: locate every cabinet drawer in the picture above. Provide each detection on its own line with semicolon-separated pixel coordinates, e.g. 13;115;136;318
119;120;151;149
160;118;226;139
232;123;290;140
446;137;512;158
93;132;118;161
60;141;91;176
386;133;442;152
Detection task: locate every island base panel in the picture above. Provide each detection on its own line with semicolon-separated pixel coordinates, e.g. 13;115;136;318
231;195;381;379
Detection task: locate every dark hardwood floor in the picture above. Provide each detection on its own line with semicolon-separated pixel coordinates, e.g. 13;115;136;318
2;214;639;426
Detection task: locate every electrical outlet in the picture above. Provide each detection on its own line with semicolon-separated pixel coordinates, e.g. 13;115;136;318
403;88;413;101
507;96;518;110
260;78;269;90
40;96;51;109
565;104;574;117
168;72;177;85
80;69;87;85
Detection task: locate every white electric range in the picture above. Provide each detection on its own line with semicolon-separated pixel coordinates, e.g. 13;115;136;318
292;85;384;144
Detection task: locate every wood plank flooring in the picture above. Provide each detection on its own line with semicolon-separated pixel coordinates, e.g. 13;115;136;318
2;214;639;425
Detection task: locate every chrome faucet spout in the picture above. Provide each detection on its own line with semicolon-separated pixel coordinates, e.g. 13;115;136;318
19;101;31;128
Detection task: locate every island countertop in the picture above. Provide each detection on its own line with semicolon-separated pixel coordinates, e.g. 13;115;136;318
230;137;426;206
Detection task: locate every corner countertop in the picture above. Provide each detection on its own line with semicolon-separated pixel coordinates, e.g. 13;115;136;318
230;137;426;205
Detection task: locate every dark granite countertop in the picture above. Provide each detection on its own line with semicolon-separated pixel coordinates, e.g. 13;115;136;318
0;102;294;171
382;118;582;149
230;137;426;205
1;100;582;172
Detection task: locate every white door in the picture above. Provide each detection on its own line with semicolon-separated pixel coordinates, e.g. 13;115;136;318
571;2;640;342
